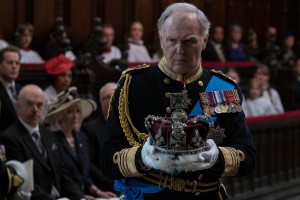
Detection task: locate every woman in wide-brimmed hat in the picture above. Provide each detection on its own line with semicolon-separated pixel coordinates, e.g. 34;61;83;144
44;87;117;200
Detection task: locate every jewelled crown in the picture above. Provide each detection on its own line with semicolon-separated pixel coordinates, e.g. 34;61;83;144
144;91;209;155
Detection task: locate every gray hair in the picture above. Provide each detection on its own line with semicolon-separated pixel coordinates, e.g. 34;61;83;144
157;3;211;37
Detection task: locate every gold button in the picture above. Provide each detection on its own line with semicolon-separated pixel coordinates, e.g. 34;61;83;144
165;92;171;98
166;107;171;113
164;78;170;84
198;81;203;86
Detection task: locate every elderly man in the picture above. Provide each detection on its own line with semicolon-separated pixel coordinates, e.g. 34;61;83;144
82;82;117;192
0;46;22;133
0;84;85;200
100;3;255;200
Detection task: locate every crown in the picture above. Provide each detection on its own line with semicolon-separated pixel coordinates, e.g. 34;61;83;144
144;91;209;155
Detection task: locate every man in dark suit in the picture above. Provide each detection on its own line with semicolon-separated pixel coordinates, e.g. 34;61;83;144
81;82;117;191
0;46;22;133
0;84;85;200
202;25;226;62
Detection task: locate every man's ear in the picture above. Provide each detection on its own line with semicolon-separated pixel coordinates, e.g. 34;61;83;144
202;37;208;49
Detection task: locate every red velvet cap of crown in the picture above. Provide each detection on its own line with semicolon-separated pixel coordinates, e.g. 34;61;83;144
150;117;209;149
45;54;73;75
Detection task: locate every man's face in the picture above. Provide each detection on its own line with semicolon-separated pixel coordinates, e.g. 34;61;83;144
102;27;115;47
17;89;45;127
0;51;20;82
100;85;116;119
160;13;207;75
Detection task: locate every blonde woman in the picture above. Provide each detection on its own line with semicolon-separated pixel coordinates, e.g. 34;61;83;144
45;87;117;200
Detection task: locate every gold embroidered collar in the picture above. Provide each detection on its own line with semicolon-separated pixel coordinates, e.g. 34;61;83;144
158;57;203;84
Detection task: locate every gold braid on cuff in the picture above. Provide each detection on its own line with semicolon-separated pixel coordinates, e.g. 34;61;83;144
113;146;143;177
219;147;245;176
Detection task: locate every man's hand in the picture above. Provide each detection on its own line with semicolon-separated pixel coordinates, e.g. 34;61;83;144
141;137;177;174
174;139;219;172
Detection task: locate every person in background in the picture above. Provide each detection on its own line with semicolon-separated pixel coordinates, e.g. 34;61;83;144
226;23;247;61
0;84;85;200
281;31;297;69
127;21;152;63
15;23;44;64
292;58;300;110
243;78;277;117
226;68;241;85
81;82;117;192
45;87;116;199
100;3;255;199
0;46;22;133
100;24;122;63
202;25;226;62
44;54;73;103
254;64;284;114
0;28;9;50
246;28;260;62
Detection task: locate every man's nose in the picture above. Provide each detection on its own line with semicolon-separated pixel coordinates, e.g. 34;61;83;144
176;43;184;53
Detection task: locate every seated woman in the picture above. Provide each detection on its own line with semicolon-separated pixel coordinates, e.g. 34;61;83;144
44;87;117;200
44;54;74;103
243;78;277;117
15;22;44;64
254;64;284;114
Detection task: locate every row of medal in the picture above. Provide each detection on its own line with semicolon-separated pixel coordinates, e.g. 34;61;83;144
199;89;242;115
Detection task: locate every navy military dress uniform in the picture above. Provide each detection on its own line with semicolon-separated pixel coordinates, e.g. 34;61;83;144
0;145;24;200
100;57;255;200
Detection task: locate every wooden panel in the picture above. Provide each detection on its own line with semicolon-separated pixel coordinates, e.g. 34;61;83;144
33;0;54;40
103;0;125;46
210;0;227;27
0;0;14;41
134;0;155;44
18;0;28;25
70;0;92;45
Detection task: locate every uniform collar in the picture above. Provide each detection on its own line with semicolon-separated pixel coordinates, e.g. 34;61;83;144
158;57;203;84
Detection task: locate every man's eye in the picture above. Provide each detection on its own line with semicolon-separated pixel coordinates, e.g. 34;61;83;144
168;38;176;43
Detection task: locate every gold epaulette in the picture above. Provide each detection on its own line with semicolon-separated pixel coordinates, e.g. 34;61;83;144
210;69;237;85
122;64;150;75
219;147;245;176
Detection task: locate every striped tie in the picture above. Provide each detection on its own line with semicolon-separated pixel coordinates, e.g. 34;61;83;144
32;132;47;159
9;85;17;102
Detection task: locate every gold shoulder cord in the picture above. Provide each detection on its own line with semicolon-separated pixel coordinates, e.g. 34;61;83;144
113;72;149;177
219;147;245;176
106;74;124;120
118;73;148;147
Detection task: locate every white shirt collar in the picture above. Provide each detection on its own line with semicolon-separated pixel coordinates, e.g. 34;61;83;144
19;117;40;136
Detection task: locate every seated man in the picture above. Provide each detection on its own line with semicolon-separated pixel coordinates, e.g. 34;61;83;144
82;82;117;191
0;84;85;200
